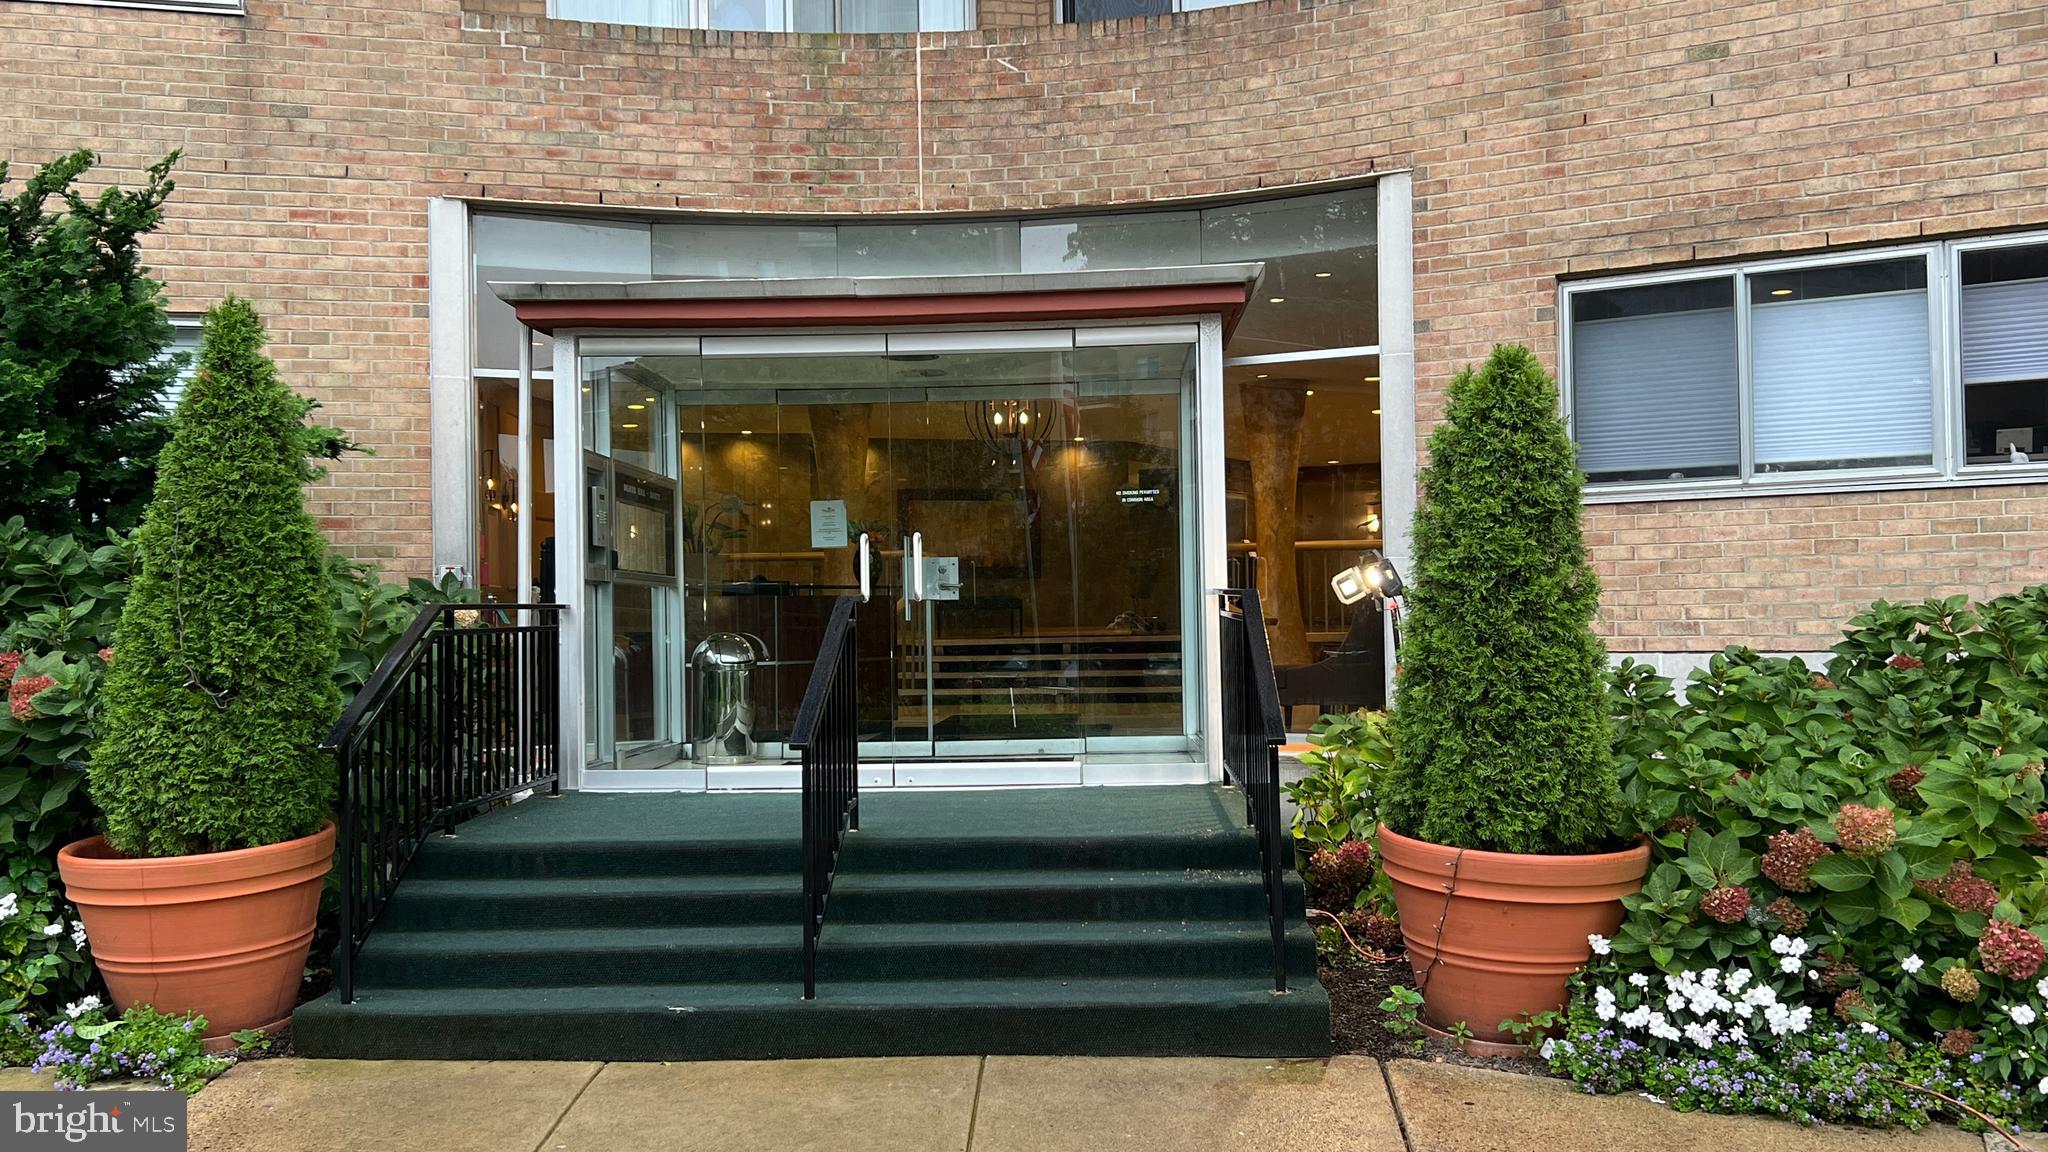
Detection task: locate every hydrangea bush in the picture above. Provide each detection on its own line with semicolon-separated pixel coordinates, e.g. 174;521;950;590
1564;587;2048;1129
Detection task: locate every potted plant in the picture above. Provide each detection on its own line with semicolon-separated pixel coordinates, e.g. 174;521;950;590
56;298;340;1047
1376;344;1648;1047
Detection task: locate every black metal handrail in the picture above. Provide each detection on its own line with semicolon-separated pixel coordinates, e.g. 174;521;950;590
1219;582;1291;993
791;595;861;1001
320;602;563;1003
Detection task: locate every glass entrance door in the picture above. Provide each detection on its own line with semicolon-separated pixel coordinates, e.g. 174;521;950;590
577;331;1198;786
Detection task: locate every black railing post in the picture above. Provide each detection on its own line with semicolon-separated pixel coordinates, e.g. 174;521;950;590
1218;585;1290;994
793;596;862;1002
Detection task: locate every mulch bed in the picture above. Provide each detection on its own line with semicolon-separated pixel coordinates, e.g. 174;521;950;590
1321;950;1551;1075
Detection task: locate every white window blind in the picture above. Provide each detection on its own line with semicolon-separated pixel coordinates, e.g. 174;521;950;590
1750;291;1932;468
1571;307;1738;476
1961;277;2048;384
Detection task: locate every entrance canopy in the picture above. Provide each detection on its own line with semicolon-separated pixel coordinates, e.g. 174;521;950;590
490;264;1265;334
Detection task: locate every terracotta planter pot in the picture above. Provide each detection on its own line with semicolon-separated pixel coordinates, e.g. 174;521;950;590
1377;823;1648;1044
57;823;334;1043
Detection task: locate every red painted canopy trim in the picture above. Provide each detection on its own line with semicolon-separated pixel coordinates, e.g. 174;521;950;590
506;283;1250;335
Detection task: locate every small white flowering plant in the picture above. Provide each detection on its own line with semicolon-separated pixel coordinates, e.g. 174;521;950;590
1547;939;2041;1129
0;855;93;1063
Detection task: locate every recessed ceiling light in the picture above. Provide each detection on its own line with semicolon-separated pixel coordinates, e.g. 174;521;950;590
581;386;591;393
740;429;753;435
762;502;773;509
1371;408;1382;415
620;422;639;430
644;396;658;403
1305;390;1315;397
1315;272;1332;279
1770;288;1793;296
1364;375;1380;382
1326;459;1340;465
1073;436;1085;443
626;403;645;411
1256;373;1269;379
1268;297;1286;304
761;519;772;526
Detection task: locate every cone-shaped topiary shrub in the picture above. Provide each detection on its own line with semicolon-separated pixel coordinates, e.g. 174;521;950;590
89;297;339;858
1382;344;1619;856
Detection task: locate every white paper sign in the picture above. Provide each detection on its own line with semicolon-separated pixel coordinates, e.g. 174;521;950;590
810;500;848;549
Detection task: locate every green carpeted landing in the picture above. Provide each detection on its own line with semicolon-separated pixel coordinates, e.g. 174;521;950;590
293;785;1328;1061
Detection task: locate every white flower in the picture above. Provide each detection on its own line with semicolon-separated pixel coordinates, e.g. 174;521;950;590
1666;991;1687;1013
1629;973;1651;989
1620;1005;1653;1030
1901;955;1924;975
2038;1077;2048;1096
1781;956;1802;974
1732;1001;1756;1020
1725;968;1752;994
1596;1000;1618;1022
1770;935;1794;955
1682;1021;1719;1050
2037;976;2048;999
1595;986;1617;1005
0;892;17;921
1860;1022;1881;1034
1588;934;1612;957
62;996;100;1019
69;920;86;949
1539;1039;1558;1060
2014;1005;2039;1027
41;923;61;937
1698;969;1722;991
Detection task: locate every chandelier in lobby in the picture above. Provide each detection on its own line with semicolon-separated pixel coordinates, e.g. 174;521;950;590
966;397;1063;455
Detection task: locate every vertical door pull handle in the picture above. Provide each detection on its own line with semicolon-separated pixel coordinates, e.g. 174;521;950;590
858;532;872;603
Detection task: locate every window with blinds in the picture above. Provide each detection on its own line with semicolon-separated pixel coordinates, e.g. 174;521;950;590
1564;247;1965;491
1747;259;1932;473
1569;278;1738;483
1960;243;2048;465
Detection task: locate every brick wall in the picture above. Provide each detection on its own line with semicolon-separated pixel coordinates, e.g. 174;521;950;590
3;0;2045;645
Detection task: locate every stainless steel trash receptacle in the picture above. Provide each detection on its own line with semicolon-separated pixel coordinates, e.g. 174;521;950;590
689;633;766;765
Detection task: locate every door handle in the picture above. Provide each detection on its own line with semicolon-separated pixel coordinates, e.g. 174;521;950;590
912;532;925;602
858;533;871;603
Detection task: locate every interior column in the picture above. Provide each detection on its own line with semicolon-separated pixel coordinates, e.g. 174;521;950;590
1244;382;1310;668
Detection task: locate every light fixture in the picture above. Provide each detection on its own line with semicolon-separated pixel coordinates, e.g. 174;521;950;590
762;502;773;509
645;396;658;403
761;519;773;527
1315;271;1332;278
1073;436;1085;443
1770;288;1793;296
1268;297;1286;304
1305;389;1315;396
1371;408;1382;415
967;396;1061;453
581;386;591;393
1331;550;1405;606
740;429;753;436
620;422;639;430
1327;459;1340;465
1256;373;1269;379
1364;375;1380;382
627;403;645;411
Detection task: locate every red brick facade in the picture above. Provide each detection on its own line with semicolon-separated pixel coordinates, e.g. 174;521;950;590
4;0;2045;650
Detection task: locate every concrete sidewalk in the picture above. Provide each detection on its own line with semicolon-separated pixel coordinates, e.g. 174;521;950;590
0;1056;2003;1152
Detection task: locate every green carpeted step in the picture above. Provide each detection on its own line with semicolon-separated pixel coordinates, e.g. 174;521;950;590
829;868;1306;924
816;919;1318;982
375;874;802;931
293;976;1332;1061
838;830;1263;874
352;926;799;988
405;836;796;880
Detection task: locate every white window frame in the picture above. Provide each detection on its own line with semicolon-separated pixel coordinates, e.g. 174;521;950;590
1560;233;2048;504
547;0;973;33
16;0;241;12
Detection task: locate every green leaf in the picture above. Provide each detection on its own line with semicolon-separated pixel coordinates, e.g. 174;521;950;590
1808;855;1875;893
